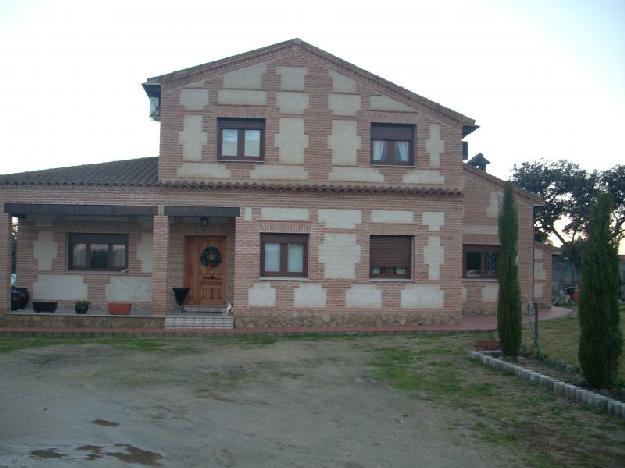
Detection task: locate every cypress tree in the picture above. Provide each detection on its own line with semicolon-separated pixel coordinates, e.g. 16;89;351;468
578;193;623;388
497;182;523;358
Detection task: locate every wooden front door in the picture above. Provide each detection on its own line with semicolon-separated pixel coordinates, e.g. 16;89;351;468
185;236;227;306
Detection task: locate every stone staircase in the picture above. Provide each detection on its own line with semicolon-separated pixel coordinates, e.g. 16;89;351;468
165;305;233;329
165;314;233;329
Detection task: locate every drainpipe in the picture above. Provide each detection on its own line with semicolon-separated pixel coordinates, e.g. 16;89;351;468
531;206;543;340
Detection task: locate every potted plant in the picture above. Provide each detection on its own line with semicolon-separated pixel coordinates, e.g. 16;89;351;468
75;300;90;314
32;301;58;313
475;332;501;351
475;339;501;351
11;287;29;309
107;302;132;315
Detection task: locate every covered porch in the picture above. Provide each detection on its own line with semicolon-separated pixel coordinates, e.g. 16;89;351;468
1;203;239;327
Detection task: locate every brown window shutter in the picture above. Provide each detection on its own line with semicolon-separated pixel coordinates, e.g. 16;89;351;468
371;124;414;141
370;236;412;267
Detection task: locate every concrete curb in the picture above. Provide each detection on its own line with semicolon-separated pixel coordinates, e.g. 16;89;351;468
470;351;625;419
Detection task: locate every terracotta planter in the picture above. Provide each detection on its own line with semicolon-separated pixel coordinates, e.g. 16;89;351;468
107;303;132;315
475;340;501;351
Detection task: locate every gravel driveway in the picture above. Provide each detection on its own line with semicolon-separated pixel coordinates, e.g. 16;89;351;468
0;335;519;468
0;335;623;467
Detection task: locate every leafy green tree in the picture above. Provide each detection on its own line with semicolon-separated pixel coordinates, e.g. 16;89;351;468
600;165;625;244
497;182;522;358
511;159;591;244
512;160;625;246
578;193;623;388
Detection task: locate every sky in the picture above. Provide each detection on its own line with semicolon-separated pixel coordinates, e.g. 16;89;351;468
0;0;624;247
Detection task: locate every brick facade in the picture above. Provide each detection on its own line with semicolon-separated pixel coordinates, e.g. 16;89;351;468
0;213;10;313
0;40;551;327
461;166;541;315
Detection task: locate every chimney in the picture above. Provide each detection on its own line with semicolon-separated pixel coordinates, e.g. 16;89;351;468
468;153;490;171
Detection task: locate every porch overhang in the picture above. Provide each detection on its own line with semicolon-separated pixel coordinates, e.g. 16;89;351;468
163;206;240;218
4;203;158;217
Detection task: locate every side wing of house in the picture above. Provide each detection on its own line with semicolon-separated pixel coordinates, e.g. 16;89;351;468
533;242;553;308
462;165;546;315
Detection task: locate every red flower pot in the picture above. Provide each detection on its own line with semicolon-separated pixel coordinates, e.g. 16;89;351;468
475;340;501;351
107;303;132;315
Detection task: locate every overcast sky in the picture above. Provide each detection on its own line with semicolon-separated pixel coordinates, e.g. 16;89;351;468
1;1;623;180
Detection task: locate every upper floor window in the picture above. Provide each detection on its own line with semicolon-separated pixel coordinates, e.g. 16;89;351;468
370;235;412;279
218;118;265;161
68;233;128;271
463;245;498;279
260;234;308;278
371;123;414;165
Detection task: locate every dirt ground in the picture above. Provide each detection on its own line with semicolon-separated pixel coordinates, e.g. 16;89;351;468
0;334;623;467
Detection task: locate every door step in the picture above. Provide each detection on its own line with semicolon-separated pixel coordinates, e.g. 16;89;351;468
165;315;234;329
182;305;226;314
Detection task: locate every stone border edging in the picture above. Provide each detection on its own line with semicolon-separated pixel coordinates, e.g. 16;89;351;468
470;351;625;419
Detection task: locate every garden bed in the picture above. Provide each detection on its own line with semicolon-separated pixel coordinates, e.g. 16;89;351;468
471;351;625;418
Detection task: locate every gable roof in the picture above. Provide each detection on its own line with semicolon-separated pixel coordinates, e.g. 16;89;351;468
144;38;477;129
463;163;543;205
0;157;158;187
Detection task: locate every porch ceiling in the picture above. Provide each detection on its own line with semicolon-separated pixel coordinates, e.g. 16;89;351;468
163;206;240;218
4;203;158;217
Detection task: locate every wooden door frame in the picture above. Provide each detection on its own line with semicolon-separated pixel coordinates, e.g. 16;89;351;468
184;235;228;306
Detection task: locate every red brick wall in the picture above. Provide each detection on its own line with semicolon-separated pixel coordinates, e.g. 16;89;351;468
534;242;553;308
462;167;540;315
0;186;464;325
158;46;466;191
14;216;152;312
0;212;10;312
1;47;551;325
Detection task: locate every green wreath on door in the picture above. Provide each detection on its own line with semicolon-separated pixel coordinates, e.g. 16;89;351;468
200;246;222;267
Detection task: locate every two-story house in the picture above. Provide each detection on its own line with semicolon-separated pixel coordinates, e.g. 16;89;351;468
0;39;551;329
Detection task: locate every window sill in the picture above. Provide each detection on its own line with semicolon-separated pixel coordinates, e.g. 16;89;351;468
370;163;415;168
370;278;413;282
463;278;497;282
64;270;130;275
217;159;265;164
259;276;309;281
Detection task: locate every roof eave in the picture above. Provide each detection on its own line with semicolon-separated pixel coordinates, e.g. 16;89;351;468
142;82;161;98
463;124;480;137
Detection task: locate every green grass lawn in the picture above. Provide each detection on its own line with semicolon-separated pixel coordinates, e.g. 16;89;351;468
523;305;625;383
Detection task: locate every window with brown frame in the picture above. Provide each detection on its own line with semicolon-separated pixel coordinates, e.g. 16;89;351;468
68;233;128;271
463;245;499;278
370;123;415;165
370;236;412;279
260;234;308;277
217;118;265;161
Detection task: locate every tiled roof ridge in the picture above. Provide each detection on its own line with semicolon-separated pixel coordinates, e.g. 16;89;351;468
160;179;463;196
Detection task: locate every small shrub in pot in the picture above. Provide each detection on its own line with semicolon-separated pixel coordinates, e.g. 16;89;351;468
75;301;90;314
